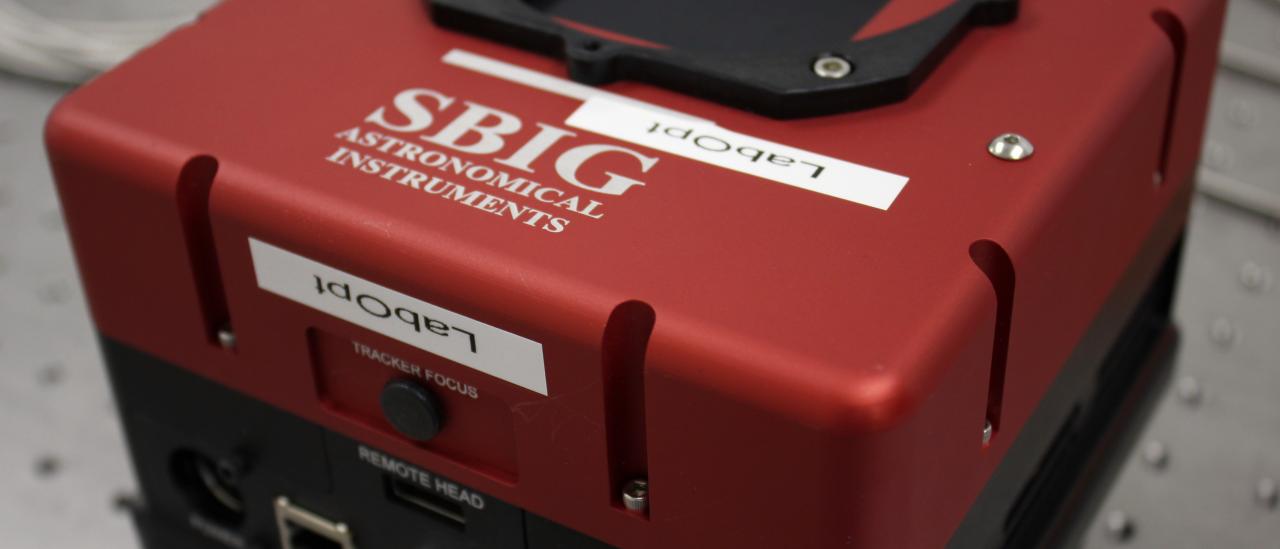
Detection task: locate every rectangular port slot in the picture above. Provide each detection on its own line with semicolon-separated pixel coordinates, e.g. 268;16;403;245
386;476;467;530
274;496;356;549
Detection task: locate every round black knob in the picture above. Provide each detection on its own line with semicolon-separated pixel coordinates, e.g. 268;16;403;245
380;379;444;442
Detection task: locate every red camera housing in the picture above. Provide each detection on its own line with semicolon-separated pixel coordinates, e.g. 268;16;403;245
46;0;1224;547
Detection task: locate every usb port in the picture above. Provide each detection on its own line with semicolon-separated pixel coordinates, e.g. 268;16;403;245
274;496;356;549
386;476;467;530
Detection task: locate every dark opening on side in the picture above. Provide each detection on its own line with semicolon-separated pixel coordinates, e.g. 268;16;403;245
970;240;1016;438
601;300;656;512
1151;9;1188;183
175;155;232;349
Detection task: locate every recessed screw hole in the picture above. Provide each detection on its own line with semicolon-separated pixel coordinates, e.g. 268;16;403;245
34;455;62;478
37;363;64;387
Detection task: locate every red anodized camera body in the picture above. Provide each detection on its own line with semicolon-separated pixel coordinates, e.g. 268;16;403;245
46;0;1223;547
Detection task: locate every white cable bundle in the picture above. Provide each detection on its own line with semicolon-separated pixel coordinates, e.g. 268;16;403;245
0;0;194;84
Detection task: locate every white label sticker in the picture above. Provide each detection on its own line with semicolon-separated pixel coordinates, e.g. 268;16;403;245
565;96;909;210
249;238;548;395
443;49;909;210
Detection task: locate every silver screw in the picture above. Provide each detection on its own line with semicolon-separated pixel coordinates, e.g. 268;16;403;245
216;327;237;350
982;421;994;447
1239;261;1272;293
1176;376;1203;406
1209;318;1237;348
622;478;649;514
1103;510;1135;542
1257;477;1278;510
813;56;852;79
1141;440;1169;471
988;133;1035;161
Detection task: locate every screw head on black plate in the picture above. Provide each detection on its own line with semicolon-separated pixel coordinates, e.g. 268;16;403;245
380;379;444;442
813;55;852;79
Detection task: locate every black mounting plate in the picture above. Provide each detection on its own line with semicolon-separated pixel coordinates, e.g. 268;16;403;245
427;0;1019;119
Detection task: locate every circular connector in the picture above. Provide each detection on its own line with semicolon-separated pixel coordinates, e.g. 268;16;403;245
170;449;246;525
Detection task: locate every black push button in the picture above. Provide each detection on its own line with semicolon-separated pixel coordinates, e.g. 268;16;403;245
380;379;444;442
